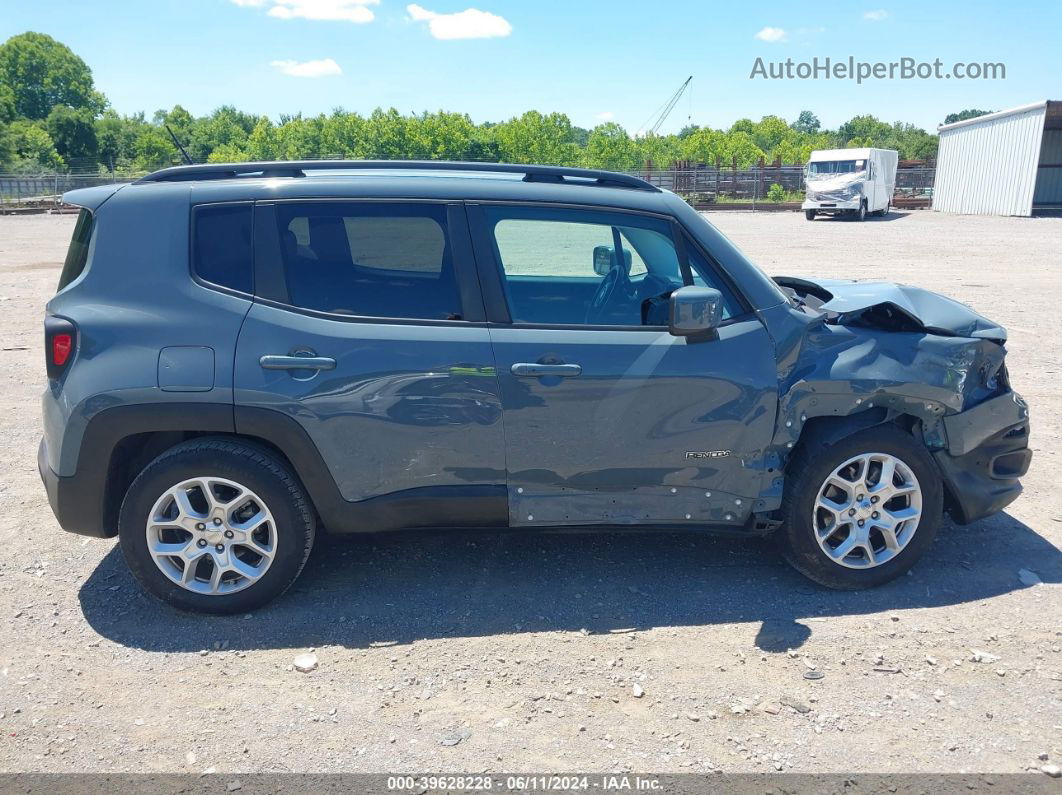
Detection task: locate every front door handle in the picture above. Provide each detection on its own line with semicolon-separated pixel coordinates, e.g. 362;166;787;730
511;363;582;377
260;354;336;371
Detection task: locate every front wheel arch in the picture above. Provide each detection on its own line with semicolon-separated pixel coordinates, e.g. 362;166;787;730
777;421;944;589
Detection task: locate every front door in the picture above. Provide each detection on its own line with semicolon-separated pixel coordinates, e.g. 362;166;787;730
468;203;778;530
234;199;506;530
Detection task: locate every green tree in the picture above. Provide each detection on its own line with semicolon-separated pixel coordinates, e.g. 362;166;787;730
582;122;639;170
634;133;681;169
0;32;105;120
187;105;259;162
133;126;175;171
681;127;725;165
319;110;364;158
494;110;578;165
0;123;16;169
245;118;280;160
943;109;993;125
751;115;790;158
0;81;15;123
837;115;892;146
728;118;755;136
360;107;413;159
8;119;64;170
792;110;821;135
46;104;97;165
206;143;250;163
719;131;765;168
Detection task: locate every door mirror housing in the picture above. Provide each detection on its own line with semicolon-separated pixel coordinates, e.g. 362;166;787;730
669;286;723;337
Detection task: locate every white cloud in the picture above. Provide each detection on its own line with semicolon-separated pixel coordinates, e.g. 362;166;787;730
596;111;615;121
754;26;788;42
233;0;378;23
863;9;888;21
406;4;512;39
270;58;343;77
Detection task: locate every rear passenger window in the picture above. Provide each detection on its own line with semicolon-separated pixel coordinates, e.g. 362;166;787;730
272;202;463;320
192;203;253;294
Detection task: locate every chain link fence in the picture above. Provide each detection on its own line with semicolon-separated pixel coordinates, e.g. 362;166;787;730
0;173;132;213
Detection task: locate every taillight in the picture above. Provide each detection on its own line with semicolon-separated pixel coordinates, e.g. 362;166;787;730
52;334;72;366
44;316;77;380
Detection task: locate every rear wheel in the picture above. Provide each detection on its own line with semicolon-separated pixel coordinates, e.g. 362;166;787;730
118;438;315;613
805;209;816;221
777;425;942;589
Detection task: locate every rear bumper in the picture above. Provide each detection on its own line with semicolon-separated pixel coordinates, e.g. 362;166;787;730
933;391;1032;524
38;437;112;538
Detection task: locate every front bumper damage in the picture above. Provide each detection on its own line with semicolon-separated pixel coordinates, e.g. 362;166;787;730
934;391;1032;524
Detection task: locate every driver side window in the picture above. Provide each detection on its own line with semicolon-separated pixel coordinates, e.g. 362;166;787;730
484;206;677;326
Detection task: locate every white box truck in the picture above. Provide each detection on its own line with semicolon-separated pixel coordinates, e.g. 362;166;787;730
803;147;898;221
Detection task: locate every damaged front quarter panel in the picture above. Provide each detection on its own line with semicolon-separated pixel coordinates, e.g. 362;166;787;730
753;277;1012;513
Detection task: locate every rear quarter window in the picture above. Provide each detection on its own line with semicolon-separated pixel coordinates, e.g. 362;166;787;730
57;209;94;291
192;203;254;294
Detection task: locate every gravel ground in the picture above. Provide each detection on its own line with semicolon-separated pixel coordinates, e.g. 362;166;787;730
0;209;1059;775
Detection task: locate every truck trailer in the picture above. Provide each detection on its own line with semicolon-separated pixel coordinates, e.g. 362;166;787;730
803;147;898;221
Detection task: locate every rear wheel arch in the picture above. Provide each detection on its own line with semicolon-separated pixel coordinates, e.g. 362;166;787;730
104;430;321;535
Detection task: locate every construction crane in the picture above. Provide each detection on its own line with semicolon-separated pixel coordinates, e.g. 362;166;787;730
639;75;693;136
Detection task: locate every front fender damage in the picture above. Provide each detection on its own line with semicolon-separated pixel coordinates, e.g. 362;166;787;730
753;292;1010;515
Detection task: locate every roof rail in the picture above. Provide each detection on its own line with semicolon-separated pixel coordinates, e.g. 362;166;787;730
134;160;661;192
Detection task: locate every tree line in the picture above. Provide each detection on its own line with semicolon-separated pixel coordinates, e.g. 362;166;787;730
1;31;944;176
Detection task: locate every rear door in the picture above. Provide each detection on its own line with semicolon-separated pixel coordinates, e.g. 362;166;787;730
467;202;778;530
234;199;506;530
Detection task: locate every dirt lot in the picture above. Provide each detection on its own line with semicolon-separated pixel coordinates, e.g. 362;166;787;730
0;209;1059;775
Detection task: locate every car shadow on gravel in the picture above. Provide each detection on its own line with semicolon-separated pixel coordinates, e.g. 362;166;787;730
78;510;1059;654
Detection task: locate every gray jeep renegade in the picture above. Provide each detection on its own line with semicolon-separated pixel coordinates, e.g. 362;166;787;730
39;161;1032;613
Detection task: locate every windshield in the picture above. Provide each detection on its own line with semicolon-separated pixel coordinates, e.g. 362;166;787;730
808;159;866;176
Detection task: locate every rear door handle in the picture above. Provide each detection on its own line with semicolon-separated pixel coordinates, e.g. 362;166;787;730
511;363;582;377
259;355;336;371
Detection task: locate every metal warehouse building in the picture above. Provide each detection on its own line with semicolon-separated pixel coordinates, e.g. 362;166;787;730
933;100;1061;216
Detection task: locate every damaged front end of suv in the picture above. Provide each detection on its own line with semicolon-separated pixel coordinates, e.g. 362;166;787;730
761;276;1031;526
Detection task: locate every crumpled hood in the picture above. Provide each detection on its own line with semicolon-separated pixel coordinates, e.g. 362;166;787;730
773;276;1007;342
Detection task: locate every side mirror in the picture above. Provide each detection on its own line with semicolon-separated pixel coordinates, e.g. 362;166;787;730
669;286;723;337
592;245;632;277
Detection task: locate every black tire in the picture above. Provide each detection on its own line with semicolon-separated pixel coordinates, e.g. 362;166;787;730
777;424;942;590
118;438;316;614
855;201;867;221
805;209;816;221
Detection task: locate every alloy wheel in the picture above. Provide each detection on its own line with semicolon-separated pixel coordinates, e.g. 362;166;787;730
811;452;922;569
145;476;277;595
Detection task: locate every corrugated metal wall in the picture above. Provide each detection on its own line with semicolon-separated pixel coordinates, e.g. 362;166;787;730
1033;129;1062;206
933;105;1046;216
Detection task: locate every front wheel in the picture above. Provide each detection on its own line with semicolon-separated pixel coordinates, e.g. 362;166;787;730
118;438;316;613
805;209;816;221
855;201;867;221
777;425;942;589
